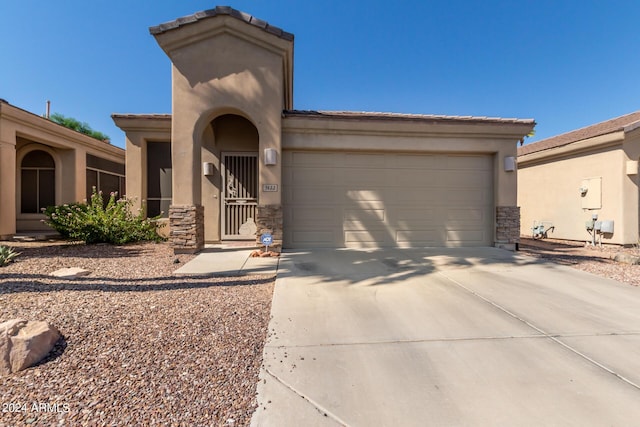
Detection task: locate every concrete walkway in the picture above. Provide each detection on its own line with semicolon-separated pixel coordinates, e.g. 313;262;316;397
252;247;640;426
173;245;279;276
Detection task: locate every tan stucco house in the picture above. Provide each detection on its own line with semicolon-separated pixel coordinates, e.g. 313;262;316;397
113;6;535;253
0;100;125;239
518;111;640;245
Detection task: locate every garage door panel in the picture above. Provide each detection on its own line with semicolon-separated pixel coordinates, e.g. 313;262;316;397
396;229;439;243
443;170;492;188
292;168;339;185
345;190;386;202
395;154;441;169
344;220;388;231
447;209;484;221
284;151;493;248
394;169;443;187
344;209;385;221
345;230;395;245
289;207;336;227
444;189;488;204
394;208;436;222
343;169;388;186
395;188;445;203
290;187;336;204
344;153;387;168
446;155;492;170
446;229;485;242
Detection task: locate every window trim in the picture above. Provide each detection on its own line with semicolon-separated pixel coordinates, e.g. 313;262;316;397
20;150;56;214
146;141;172;218
86;166;125;195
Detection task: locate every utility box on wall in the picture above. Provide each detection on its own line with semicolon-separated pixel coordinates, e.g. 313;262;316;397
600;220;614;234
580;177;602;210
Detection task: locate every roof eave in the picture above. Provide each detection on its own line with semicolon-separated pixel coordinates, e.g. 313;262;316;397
283;112;535;139
112;114;172;133
1;101;123;154
518;131;625;165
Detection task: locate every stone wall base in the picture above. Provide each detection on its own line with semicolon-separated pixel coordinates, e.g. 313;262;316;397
495;206;520;251
255;204;283;251
169;205;204;254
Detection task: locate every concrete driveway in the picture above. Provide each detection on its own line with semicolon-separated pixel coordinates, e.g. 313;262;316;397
251;248;640;426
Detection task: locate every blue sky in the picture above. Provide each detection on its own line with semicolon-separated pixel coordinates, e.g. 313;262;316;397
1;1;639;149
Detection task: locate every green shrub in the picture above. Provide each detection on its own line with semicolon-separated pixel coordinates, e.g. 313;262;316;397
0;245;20;266
43;203;88;238
43;189;165;244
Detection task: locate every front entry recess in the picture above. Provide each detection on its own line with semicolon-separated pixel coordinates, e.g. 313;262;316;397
221;152;258;240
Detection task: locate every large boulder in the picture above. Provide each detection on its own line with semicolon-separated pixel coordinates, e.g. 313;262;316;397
0;319;61;375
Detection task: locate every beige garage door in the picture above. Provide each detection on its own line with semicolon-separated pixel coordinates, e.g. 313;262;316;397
282;151;494;248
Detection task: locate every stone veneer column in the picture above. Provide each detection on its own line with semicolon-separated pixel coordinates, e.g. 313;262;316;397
169;205;204;253
495;206;520;250
255;205;283;251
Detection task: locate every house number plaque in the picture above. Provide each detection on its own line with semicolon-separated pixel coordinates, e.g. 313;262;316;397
263;184;278;192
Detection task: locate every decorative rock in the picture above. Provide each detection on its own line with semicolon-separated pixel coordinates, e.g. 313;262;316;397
0;319;61;375
50;267;91;278
613;252;640;265
250;250;280;258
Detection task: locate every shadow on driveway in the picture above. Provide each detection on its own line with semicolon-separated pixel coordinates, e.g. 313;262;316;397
277;246;556;286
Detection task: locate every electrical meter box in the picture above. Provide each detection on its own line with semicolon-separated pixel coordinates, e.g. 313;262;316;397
600;220;614;234
581;177;602;210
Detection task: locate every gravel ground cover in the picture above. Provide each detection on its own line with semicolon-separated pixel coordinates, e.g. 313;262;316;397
1;237;637;425
519;237;640;287
0;240;274;427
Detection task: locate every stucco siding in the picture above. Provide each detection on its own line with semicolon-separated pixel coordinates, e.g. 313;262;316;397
161;21;288;209
518;147;628;244
1;102;124;235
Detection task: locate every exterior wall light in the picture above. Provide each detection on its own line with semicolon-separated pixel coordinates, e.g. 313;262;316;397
504;156;516;172
264;148;277;166
203;162;215;176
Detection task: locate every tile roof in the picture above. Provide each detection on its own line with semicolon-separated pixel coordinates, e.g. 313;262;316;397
518;111;640;156
149;6;294;41
284;110;535;125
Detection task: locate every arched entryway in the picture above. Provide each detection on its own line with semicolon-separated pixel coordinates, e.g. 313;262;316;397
201;114;259;242
20;149;55;214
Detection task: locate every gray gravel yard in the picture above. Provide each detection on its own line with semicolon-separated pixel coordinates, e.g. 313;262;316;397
0;240;274;427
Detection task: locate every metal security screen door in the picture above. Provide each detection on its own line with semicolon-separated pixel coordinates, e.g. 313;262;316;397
221;152;258;240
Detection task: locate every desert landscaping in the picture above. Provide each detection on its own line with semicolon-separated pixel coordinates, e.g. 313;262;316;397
0;240;274;426
1;237;639;426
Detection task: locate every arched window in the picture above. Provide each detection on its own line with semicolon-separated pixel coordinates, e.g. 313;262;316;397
21;150;55;213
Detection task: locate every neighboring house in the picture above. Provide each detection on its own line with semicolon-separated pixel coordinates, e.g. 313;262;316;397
113;6;535;253
0;100;125;239
518;111;640;245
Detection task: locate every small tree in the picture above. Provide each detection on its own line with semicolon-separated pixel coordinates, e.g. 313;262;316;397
50;112;110;142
